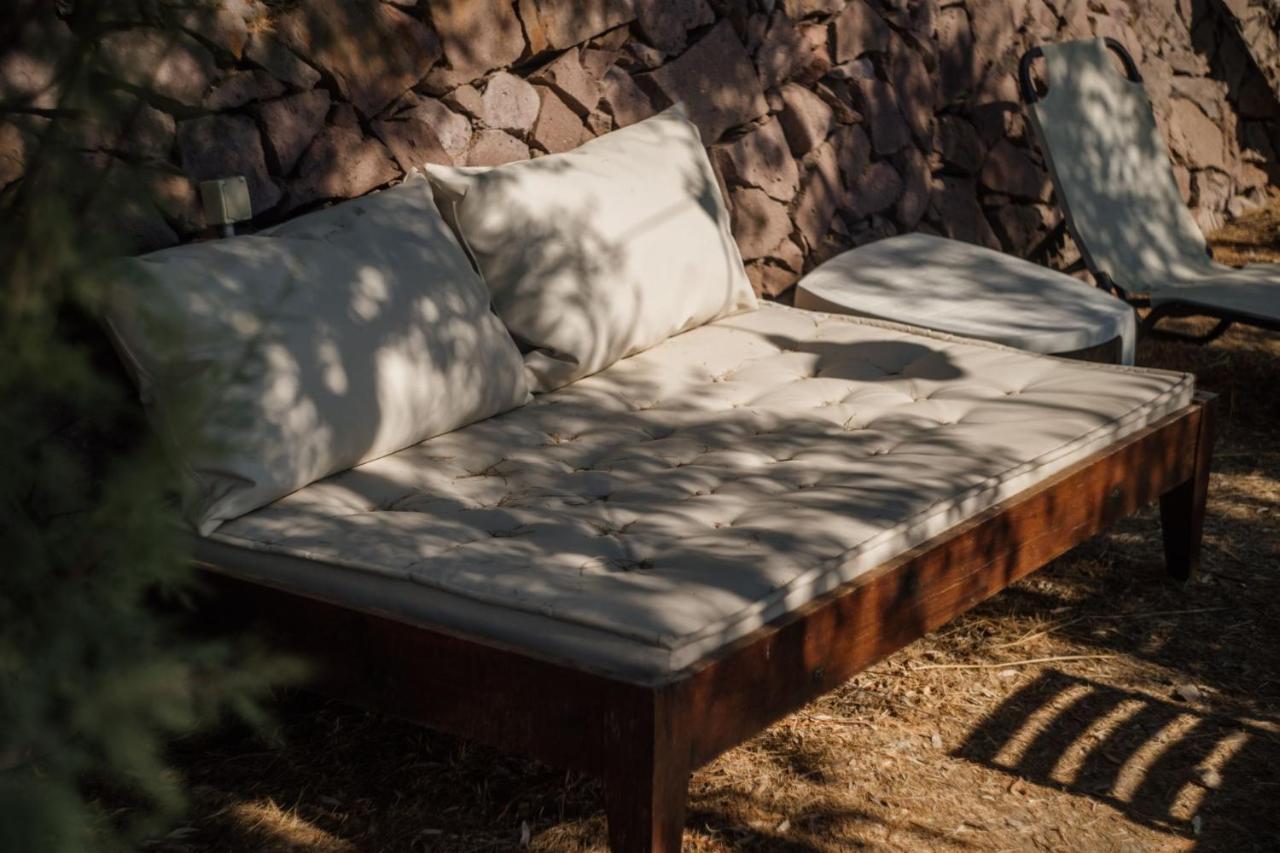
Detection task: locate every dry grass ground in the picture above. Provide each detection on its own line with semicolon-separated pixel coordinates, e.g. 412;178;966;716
159;202;1280;853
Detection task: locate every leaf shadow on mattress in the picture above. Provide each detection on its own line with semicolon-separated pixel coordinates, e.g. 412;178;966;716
953;669;1279;844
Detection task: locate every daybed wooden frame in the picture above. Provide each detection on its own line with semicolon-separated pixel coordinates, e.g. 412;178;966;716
203;391;1216;851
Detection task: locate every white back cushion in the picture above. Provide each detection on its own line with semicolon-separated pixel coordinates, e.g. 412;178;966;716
425;106;757;392
105;178;530;535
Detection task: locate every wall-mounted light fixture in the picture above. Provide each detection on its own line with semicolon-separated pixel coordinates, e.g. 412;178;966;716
199;176;252;237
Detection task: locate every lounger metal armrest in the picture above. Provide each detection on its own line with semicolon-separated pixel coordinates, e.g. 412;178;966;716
1018;37;1143;104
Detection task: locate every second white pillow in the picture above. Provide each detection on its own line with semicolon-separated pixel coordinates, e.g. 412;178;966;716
426;106;758;392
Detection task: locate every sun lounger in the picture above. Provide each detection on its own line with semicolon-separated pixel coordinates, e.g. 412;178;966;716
1020;37;1280;341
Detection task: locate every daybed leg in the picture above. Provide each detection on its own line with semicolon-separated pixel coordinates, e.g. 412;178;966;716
603;689;691;852
604;762;689;853
1159;394;1216;581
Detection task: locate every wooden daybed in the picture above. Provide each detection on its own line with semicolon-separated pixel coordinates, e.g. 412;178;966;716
195;305;1214;851
107;107;1216;852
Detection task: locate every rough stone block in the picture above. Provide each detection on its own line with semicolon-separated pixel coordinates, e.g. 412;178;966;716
144;168;204;235
894;145;930;228
832;1;888;64
814;80;862;124
790;23;833;85
430;0;526;77
968;0;1028;76
289;125;400;210
373;115;454;170
466;129;531;166
853;78;912;155
778;83;835;157
714;117;800;203
1169;100;1227;171
793;139;841;251
580;47;618;82
890;36;935;141
936;115;985;175
774;237;805;273
274;0;441;117
1192;168;1232;213
531;86;590;153
990;201;1060;253
979;139;1051;201
164;0;252;60
481;72;541;132
620;41;665;72
783;0;844;16
202;69;286;110
929;176;1000;249
833;124;872;185
746;260;800;297
244;32;321;90
96;28;219;107
755;12;800;90
443;84;484;119
74;95;176;161
600;67;655;128
529;0;637;50
530;49;600;115
730;187;792;260
935;5;974;104
407;96;473;163
0;16;74;110
635;0;714;55
252;89;331;175
849;161;903;219
640;20;768;143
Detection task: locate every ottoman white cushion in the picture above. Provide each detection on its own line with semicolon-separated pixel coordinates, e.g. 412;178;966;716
796;234;1138;364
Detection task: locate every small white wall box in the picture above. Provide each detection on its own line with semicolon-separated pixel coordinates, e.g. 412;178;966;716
200;176;252;236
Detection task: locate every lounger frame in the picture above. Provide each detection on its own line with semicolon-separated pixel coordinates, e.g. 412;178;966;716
202;392;1216;852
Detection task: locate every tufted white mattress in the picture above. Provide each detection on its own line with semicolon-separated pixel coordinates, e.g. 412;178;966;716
195;304;1195;680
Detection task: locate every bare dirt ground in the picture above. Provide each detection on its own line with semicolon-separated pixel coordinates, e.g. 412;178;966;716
160;202;1280;852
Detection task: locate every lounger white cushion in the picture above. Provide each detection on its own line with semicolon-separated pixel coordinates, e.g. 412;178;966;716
196;304;1194;678
1032;38;1280;325
424;106;758;393
106;178;530;535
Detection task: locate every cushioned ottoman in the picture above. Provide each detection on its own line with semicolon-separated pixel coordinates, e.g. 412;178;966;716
795;233;1138;364
196;303;1194;679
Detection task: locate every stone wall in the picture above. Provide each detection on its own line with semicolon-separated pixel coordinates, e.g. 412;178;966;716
1;0;1277;297
1216;0;1280;108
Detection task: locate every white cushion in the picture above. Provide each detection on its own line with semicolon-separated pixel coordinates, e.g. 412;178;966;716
795;234;1138;364
105;178;530;535
425;106;758;392
199;304;1195;677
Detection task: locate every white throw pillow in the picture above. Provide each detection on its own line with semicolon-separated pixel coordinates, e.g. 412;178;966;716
425;106;757;392
105;178;530;535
